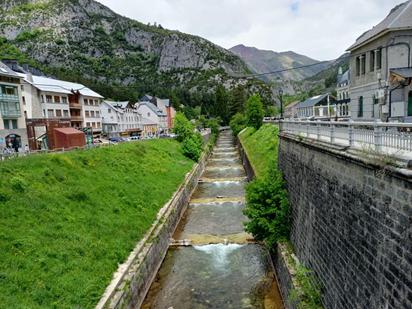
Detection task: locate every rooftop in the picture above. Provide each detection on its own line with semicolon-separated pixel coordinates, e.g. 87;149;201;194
348;1;412;50
0;61;21;79
297;94;330;109
17;73;104;98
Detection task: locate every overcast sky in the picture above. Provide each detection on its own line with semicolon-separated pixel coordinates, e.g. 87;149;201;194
98;0;404;61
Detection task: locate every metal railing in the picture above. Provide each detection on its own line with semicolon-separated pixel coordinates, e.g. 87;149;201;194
278;120;412;153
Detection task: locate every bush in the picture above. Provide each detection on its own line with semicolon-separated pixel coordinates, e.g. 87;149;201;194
181;132;203;161
172;112;194;142
229;112;247;136
243;161;290;246
207;118;219;136
245;94;264;130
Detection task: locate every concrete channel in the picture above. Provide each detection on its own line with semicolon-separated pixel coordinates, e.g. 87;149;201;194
141;131;284;309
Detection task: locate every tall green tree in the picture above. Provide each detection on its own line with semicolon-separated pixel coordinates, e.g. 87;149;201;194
172;112;194;142
229;85;247;115
215;85;230;125
245;94;264;130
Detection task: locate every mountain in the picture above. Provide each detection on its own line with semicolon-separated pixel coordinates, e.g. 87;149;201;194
0;0;273;116
229;44;331;82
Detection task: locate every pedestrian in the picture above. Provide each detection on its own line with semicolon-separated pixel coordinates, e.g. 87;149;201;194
24;144;29;155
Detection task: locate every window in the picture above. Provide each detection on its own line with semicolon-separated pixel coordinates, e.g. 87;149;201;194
47;109;54;118
41;95;45;103
358;96;363;118
21;85;24;91
54;96;60;103
84;99;88;105
370;51;375;72
361;54;366;75
408;91;412;117
56;109;62;117
85;111;90;117
5;87;16;95
3;119;9;129
97;122;101;127
22;96;26;105
147;112;150;117
90;111;95;117
92;122;96;128
62;97;67;104
86;122;91;127
108;109;111;113
356;57;360;76
95;111;100;117
376;48;382;70
94;100;99;106
63;110;69;117
46;95;52;103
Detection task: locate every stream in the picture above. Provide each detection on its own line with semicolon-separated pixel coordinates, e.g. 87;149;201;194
141;131;284;309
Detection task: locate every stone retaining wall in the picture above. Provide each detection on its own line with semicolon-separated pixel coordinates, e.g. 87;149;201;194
278;132;412;309
96;149;211;309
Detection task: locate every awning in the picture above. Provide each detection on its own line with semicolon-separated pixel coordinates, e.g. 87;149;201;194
390;68;412;83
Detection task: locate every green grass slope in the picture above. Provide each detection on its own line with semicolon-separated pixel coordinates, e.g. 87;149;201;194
0;140;193;308
238;124;279;178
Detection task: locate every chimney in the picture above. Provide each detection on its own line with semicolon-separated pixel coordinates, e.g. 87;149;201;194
26;72;33;83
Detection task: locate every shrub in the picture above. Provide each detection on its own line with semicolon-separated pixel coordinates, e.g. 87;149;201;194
229;112;247;136
245;94;264;130
243;161;290;246
207;118;219;137
181;132;203;161
173;112;194;142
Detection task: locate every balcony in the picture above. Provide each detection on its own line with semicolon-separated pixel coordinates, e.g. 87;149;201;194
70;116;83;122
69;102;82;109
0;93;19;102
0;102;21;118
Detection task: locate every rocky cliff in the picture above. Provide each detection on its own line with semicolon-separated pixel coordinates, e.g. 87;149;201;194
0;0;272;104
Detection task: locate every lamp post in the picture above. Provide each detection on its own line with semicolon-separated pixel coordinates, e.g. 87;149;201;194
278;89;284;119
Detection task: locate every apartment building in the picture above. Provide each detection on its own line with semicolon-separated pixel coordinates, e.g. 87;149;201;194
347;1;412;122
0;61;27;151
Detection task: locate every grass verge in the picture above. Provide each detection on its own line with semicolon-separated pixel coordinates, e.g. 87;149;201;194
0;140;194;308
238;124;279;178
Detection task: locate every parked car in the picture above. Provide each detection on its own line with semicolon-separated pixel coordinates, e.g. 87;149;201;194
130;136;140;140
109;137;123;143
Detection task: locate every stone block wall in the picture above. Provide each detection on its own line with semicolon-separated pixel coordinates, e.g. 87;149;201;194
278;133;412;309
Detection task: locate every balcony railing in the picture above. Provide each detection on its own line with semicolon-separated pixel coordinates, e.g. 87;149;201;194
0;93;19;102
278;119;412;155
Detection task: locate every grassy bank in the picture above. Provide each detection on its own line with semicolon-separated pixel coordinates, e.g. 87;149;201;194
238;124;279;178
0;140;194;308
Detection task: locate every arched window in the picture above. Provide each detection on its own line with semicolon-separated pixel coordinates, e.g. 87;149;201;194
358;96;363;118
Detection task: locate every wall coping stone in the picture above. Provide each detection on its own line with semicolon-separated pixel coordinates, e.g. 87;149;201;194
279;132;412;183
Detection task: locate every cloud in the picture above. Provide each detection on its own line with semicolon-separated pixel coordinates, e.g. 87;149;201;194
97;0;404;60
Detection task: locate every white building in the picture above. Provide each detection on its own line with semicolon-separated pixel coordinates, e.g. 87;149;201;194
336;68;351;120
101;101;143;137
0;61;27;151
16;73;103;130
136;101;167;133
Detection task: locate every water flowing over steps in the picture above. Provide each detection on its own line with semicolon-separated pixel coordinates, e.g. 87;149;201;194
141;131;284;309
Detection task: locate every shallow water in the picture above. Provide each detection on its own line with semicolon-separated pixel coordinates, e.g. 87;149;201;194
141;131;284;309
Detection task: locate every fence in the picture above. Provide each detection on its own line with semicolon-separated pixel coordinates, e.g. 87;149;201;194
278;120;412;154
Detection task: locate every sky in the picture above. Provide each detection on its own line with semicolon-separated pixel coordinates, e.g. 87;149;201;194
98;0;405;61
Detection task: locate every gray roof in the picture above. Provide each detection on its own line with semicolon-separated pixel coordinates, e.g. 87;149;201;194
338;70;349;84
390;67;412;78
348;1;412;51
138;101;167;116
297;94;329;109
17;73;104;97
0;61;21;78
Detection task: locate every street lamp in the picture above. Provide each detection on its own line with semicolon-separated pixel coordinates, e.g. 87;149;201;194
278;89;284;119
